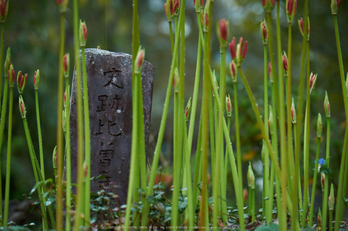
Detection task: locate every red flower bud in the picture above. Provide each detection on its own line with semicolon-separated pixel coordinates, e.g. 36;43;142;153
8;64;15;87
282;52;288;72
260;20;267;43
228;37;236;60
230;61;236;79
172;0;179;15
243;188;248;201
242;40;248;59
268;62;272;77
19;96;26;118
261;0;266;6
0;0;7;18
79;20;88;47
56;0;63;5
218;19;228;42
136;49;144;69
63;53;69;72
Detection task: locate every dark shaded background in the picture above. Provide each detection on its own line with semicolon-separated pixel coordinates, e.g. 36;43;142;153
1;0;347;225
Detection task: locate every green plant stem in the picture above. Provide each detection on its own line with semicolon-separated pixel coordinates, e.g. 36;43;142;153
295;0;309;225
65;83;72;231
0;77;8;226
308;137;321;226
124;69;140;230
35;90;45;180
332;14;348;231
72;0;84;229
233;81;243;199
293;124;303;216
192;112;202;211
262;44;270;223
140;0;184;226
329;209;333;231
3;86;13;227
81;47;91;227
22;116;48;230
56;10;66;231
209;69;245;230
0;22;3;227
302;42;310;227
276;3;288;228
200;1;213;228
321;117;330;230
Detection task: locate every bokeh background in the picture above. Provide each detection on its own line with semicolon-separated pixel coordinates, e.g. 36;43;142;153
1;0;347;226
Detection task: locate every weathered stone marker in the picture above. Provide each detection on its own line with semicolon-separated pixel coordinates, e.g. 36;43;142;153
69;48;154;205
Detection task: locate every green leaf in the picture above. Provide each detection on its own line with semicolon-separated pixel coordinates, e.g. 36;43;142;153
29;181;43;195
2;226;31;231
255;222;279;231
137;188;146;194
91;174;105;180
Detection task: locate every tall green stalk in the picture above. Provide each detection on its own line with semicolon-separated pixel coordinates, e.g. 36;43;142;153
140;0;184;225
81;43;91;228
65;83;72;231
72;0;85;229
0;74;7;226
0;22;4;227
3;80;13;227
56;7;66;231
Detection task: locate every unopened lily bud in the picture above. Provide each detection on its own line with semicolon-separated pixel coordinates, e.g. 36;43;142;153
8;64;15;88
4;47;11;78
268;62;272;78
202;12;209;32
247;162;255;189
262;0;276;13
298;17;310;40
228;37;237;60
261;140;266;163
56;0;68;12
282;52;288;74
260;20;268;45
226;94;232;117
236;37;248;66
52;146;57;169
164;1;173;22
324;91;330;118
0;0;8;22
173;67;179;93
243;188;248;201
331;0;341;15
17;71;28;94
19;95;26;119
218;19;228;43
172;0;179;16
134;46;145;74
185;97;191;122
291;98;296;124
79;20;88;47
63;53;69;78
317;113;323;138
268;105;273;133
321;173;325;192
34;69;40;90
286;0;297;22
194;0;204;12
318;208;322;226
328;183;335;210
230;61;237;82
309;72;317;94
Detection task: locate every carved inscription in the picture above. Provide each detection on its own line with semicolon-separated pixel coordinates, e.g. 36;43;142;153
69;49;154;205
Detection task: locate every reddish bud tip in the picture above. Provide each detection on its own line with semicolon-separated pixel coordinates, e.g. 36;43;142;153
0;0;7;18
63;54;69;72
219;19;228;41
82;23;88;41
204;13;209;28
84;164;88;178
268;62;272;77
262;0;266;6
282;53;288;72
229;37;236;60
262;21;267;41
287;0;294;15
230;61;236;79
136;50;144;69
242;40;248;59
243;188;248;201
172;0;179;14
56;0;63;5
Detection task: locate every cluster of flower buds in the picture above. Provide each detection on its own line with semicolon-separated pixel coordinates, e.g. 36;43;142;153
324;91;330;118
217;18;228;45
4;47;11;78
328;183;335;210
19;95;26;118
134;46;145;74
286;0;297;23
193;0;204;13
56;0;68;12
173;67;179;93
17;71;28;94
261;0;275;13
34;69;40;90
291;98;296;124
298;17;310;41
260;20;268;45
331;0;341;15
8;64;15;88
185;97;191;122
164;0;179;22
226;94;232;117
63;53;70;78
0;0;8;23
282;52;288;75
247;162;255;189
79;20;88;47
229;37;248;67
309;72;318;94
